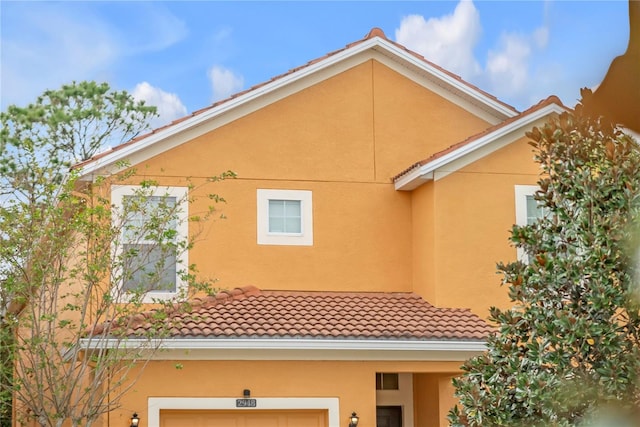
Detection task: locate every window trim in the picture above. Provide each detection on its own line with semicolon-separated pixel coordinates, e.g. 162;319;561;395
514;185;542;262
514;185;540;227
257;189;313;246
111;185;189;302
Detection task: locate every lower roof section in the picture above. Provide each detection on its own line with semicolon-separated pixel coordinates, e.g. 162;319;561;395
121;286;494;341
82;286;492;361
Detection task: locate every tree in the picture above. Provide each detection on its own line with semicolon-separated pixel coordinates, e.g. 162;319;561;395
0;81;234;427
449;95;640;426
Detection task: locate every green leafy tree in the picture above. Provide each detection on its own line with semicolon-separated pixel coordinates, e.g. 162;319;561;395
0;81;234;427
449;96;640;426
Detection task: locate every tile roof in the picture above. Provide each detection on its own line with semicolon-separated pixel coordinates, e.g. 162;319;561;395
75;27;516;172
392;95;567;183
124;286;493;341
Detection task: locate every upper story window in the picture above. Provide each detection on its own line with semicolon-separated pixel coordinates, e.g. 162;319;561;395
268;199;302;233
515;185;548;261
111;185;188;301
257;189;313;246
515;185;547;226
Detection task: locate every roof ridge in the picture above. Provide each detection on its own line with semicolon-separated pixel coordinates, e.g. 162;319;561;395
193;285;261;309
262;288;420;296
365;27;387;40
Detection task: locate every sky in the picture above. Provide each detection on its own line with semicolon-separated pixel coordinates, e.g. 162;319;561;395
0;1;632;128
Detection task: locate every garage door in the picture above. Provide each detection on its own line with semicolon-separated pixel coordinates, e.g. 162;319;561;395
160;409;327;427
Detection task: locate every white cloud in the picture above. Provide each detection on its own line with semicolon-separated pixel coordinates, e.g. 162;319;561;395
484;25;550;103
119;3;188;54
395;0;482;79
486;33;532;97
212;27;233;44
533;26;549;49
0;3;187;109
394;0;553;110
208;66;244;101
1;5;117;108
132;82;187;128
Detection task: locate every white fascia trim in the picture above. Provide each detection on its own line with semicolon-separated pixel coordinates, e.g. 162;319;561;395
393;169;433;191
624;127;639;142
80;337;486;352
372;39;517;119
79;338;486;361
79;37;515;180
395;103;567;191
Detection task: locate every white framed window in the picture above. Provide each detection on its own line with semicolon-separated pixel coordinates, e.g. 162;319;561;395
257;189;313;246
111;185;188;301
515;185;547;226
514;185;548;261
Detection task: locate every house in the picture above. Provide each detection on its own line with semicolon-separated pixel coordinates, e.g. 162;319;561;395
75;28;567;427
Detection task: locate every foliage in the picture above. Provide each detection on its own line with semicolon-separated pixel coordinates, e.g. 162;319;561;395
1;80;157;167
0;81;235;427
449;98;640;426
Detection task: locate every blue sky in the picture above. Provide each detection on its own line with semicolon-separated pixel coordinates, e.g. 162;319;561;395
1;1;631;128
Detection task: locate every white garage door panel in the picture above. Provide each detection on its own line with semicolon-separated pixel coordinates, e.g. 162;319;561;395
161;409;327;427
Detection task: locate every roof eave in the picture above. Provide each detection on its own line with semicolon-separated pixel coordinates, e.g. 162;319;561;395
393;169;434;191
395;103;568;191
79;337;487;361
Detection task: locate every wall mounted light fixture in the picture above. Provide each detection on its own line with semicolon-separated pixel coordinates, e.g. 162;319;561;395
130;413;140;427
348;412;359;427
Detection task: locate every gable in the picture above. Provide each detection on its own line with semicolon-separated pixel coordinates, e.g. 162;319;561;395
76;30;517;181
130;59;502;185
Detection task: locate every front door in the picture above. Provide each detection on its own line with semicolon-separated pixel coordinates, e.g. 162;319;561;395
376;406;402;427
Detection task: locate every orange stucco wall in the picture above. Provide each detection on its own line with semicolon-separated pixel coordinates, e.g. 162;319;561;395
411;133;544;317
411;182;436;304
116;60;493;294
108;360;462;427
413;373;458;427
370;62;492;181
413;374;439;427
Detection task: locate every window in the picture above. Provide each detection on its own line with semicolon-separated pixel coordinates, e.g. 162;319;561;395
257;189;313;246
515;185;548;261
268;199;302;233
515;185;547;226
376;373;399;390
111;186;188;300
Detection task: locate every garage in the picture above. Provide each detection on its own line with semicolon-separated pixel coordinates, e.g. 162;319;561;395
160;409;328;427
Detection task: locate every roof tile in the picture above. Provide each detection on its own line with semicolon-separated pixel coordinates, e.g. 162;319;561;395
127;286;493;341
